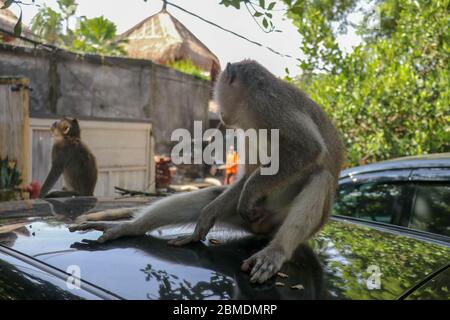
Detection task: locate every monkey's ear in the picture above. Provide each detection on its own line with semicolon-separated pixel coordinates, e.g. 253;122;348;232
72;118;79;125
226;62;236;85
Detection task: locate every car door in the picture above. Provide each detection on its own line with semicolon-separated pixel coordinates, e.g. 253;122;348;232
334;169;414;225
402;168;450;237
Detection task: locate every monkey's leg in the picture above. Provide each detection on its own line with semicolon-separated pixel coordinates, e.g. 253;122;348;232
168;178;246;246
241;169;333;283
238;161;323;223
69;186;226;243
68;221;142;243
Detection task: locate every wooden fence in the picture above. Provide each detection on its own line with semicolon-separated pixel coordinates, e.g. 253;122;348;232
0;77;29;186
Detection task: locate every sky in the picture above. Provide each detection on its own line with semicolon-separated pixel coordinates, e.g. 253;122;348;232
10;0;361;77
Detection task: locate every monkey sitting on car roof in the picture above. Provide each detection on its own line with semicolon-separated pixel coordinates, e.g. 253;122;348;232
70;60;344;284
39;117;97;198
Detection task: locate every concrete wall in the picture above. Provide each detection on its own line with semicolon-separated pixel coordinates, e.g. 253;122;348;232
0;44;212;154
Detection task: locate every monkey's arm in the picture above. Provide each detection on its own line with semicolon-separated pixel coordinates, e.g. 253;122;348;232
238;116;326;220
39;148;66;198
69;186;227;243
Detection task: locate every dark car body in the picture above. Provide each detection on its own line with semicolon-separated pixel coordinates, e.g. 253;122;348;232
0;195;449;300
336;153;450;238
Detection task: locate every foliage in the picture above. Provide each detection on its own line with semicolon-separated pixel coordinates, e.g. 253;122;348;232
167;59;210;81
57;0;77;44
30;4;63;44
284;0;450;166
71;16;127;56
27;0;125;55
220;0;281;32
0;157;22;189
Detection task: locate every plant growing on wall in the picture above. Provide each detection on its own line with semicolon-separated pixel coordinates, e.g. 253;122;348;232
0;157;22;189
167;59;210;81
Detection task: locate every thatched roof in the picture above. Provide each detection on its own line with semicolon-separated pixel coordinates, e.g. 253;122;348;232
0;1;34;43
118;9;221;79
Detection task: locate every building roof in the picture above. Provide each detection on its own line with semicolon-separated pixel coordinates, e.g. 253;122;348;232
0;1;34;41
118;9;221;77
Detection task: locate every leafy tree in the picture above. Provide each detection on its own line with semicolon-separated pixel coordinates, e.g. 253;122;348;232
30;4;63;44
27;0;125;55
71;16;126;55
57;0;77;43
284;0;450;166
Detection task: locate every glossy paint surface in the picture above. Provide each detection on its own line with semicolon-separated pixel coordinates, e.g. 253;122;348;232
0;197;449;299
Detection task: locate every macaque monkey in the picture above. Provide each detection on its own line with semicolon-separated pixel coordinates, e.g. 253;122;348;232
39;117;97;198
70;60;344;283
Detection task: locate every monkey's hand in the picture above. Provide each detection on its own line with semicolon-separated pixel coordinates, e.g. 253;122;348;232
167;213;215;246
68;221;138;243
241;244;287;283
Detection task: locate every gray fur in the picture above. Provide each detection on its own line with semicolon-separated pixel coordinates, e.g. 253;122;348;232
69;60;344;283
39;118;98;198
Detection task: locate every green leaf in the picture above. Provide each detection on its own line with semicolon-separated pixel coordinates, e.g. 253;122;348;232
253;12;263;17
1;0;14;9
267;2;276;10
14;11;22;37
259;0;265;9
262;17;268;29
230;0;240;9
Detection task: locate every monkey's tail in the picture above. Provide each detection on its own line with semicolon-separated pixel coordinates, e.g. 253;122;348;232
129;186;227;234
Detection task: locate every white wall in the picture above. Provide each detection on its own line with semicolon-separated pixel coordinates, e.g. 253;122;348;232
29;118;155;196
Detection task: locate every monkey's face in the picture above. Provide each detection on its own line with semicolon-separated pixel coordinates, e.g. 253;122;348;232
50;117;81;141
51;127;65;143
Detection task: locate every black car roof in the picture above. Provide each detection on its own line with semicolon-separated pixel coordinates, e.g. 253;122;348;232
340;153;450;178
1;197;450;300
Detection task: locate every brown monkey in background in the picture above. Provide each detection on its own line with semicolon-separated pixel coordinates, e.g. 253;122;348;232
70;60;344;283
39;117;97;198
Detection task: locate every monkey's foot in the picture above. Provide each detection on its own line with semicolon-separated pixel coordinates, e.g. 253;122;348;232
68;221;135;243
167;232;204;246
241;244;287;284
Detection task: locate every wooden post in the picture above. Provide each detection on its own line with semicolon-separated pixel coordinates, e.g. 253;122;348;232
21;78;30;186
0;77;30;186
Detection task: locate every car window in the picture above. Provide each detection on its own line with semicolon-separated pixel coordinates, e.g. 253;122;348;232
333;182;406;224
409;183;450;237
